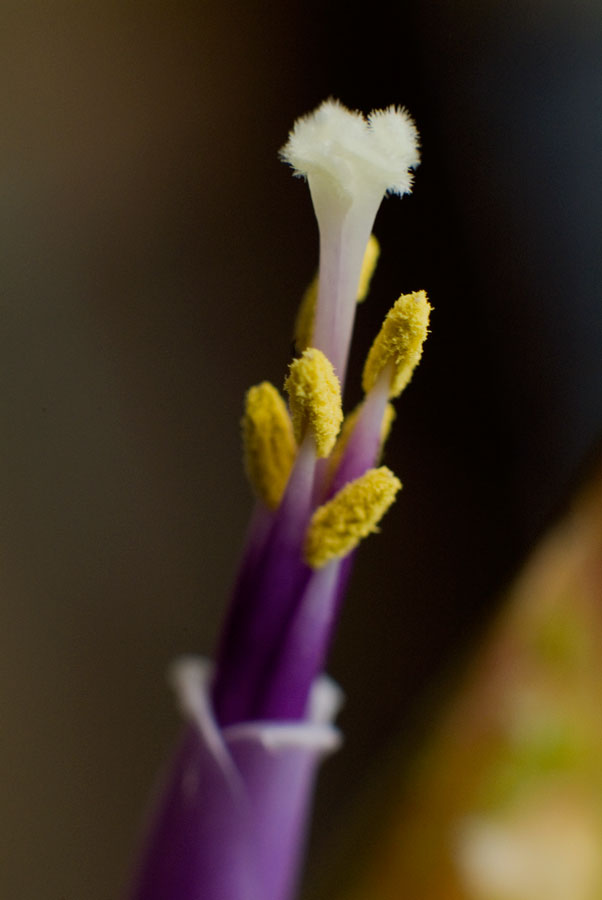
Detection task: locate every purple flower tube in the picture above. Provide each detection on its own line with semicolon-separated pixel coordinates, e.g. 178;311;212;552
129;660;341;900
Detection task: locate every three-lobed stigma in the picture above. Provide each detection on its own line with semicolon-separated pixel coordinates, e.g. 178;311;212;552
280;99;420;197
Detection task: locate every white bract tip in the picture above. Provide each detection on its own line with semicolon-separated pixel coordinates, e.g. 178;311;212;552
280;98;420;198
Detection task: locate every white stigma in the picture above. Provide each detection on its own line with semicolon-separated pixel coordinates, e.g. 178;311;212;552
280;98;421;386
280;98;420;199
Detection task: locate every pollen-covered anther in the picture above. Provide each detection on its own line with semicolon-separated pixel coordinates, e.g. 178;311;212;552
304;466;402;568
242;382;297;509
284;348;343;458
362;290;431;398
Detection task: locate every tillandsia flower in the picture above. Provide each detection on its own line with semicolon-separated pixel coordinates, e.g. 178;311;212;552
128;99;430;900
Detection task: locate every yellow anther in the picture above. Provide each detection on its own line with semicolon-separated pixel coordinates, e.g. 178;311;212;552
294;276;317;354
362;290;431;398
328;401;396;476
304;466;402;568
380;401;396;446
294;235;380;352
356;234;380;302
284;348;343;458
242;382;297;509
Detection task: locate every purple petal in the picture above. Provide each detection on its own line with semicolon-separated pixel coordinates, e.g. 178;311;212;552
128;659;341;900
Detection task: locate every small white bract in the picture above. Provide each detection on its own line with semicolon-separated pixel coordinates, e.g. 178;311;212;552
280;98;420;197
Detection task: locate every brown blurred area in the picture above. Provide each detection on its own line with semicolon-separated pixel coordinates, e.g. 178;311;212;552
317;461;602;900
1;4;313;895
1;2;601;898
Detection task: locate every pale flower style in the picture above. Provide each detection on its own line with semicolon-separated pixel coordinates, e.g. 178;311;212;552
282;99;420;383
128;99;428;900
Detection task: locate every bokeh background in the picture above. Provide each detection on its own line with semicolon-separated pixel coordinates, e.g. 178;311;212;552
1;1;601;897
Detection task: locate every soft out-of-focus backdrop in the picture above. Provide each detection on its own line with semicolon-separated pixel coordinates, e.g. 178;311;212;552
1;2;601;897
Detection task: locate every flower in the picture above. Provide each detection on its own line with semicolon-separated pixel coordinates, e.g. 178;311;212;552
128;99;429;900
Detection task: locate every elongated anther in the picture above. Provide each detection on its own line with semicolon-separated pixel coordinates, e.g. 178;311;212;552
304;466;402;568
242;382;297;509
293;277;318;355
356;234;380;303
285;348;342;458
362;290;431;398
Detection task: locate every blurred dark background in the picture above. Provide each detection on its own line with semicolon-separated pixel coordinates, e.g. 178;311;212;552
1;2;601;897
